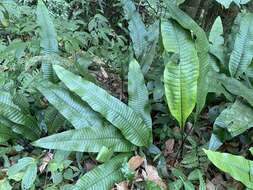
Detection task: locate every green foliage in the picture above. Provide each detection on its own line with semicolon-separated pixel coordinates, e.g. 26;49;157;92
164;2;210;115
162;20;199;128
53;65;151;147
215;0;251;8
209;100;253;150
74;154;131;190
128;59;152;140
7;157;37;190
1;0;253;189
36;0;58;54
229;13;253;78
204;149;253;188
33;125;135;152
36;80;103;129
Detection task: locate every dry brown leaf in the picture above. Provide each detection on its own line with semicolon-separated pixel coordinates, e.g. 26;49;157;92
206;180;215;190
115;181;129;190
144;165;167;189
128;155;144;171
164;139;175;156
39;152;53;173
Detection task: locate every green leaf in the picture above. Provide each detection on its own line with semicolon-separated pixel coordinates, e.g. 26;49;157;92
209;100;253;150
96;146;114;163
73;154;131;190
213;73;253;107
22;163;37;190
249;148;253;156
33;125;135;152
0;178;12;190
209;16;225;64
121;0;147;58
215;0;251;8
36;81;103;129
146;180;163;190
204;149;253;188
7;157;35;177
36;0;58;54
53;65;150;147
162;20;199;128
165;2;210;115
229;13;253;78
0;123;16;143
128;59;152;139
0;91;40;140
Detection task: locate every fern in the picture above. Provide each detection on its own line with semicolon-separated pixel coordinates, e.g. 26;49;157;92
36;0;58;54
128;59;152;137
165;2;210;115
53;65;151;147
33;125;135;152
229;12;253;78
36;80;103;129
162;20;199;128
0;91;40;140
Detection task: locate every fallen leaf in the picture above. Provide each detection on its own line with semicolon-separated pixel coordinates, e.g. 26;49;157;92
39;152;53;173
115;181;129;190
144;165;167;189
128;155;144;171
164;139;175;156
206;180;215;190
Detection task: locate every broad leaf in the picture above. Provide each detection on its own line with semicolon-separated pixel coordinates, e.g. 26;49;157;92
0;91;40;140
0;178;11;190
0;123;16;143
37;81;103;129
33;125;135;152
36;0;58;54
74;154;131;190
209;100;253;150
53;65;150;147
21;163;37;190
204;149;253;188
213;73;253;106
37;0;58;81
7;157;37;190
229;13;253;78
121;0;147;59
165;2;209;115
209;16;225;64
128;59;152;129
162;20;199;128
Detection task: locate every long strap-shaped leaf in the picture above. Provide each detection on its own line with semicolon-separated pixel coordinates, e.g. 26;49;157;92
229;13;253;78
74;154;131;190
120;0;147;59
37;0;58;81
128;59;152;142
0;91;40;140
162;20;199;128
165;2;209;115
204;149;253;188
53;65;150;147
36;0;58;54
33;125;135;152
37;81;103;129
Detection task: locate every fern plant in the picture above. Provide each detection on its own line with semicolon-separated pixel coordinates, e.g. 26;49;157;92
31;59;152;189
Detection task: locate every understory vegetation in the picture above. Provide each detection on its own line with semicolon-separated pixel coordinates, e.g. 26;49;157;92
1;0;253;189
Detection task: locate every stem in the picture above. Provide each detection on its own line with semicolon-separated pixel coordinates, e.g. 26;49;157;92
173;119;197;165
